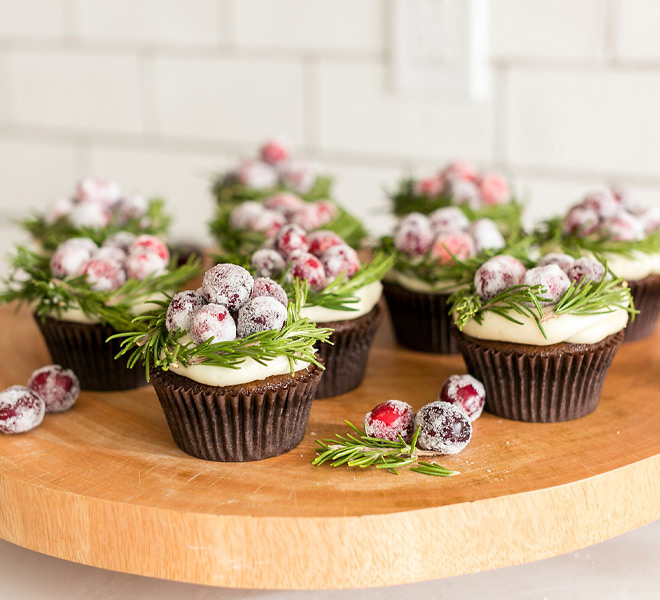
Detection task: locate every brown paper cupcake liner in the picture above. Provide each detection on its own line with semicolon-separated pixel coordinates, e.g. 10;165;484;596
624;274;660;342
453;329;625;423
34;315;148;391
383;281;458;354
150;364;323;462
313;299;384;399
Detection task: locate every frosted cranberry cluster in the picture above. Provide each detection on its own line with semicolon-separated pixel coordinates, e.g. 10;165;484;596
394;208;505;264
412;160;511;208
45;176;150;229
49;233;170;292
563;187;660;241
0;364;79;434
222;136;321;195
474;253;608;302
250;226;360;292
165;263;289;345
363;373;485;454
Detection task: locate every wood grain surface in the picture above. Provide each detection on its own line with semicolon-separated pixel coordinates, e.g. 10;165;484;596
0;303;659;589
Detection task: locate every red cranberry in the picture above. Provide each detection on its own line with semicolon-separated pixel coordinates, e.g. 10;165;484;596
468;219;505;252
229;201;264;230
307;230;344;256
263;192;305;217
439;374;485;421
237;159;278;189
250;248;286;279
68;202;111;228
166;290;208;333
28;365;79;413
125;251;167;280
103;231;136;252
537;253;575;273
478;173;510;206
0;386;45;434
567;257;607;286
446;179;481;208
562;205;599;237
249;208;286;237
288;252;326;291
599;212;644;241
415;401;472;454
61;237;98;255
524;264;571;305
610;185;632;208
81;258;126;292
202;263;254;312
413;176;444;198
251;277;288;307
190;304;237;345
260;136;292;166
474;255;526;300
581;189;619;219
394;213;434;256
75;176;122;206
290;201;336;230
50;245;93;278
45;197;73;224
489;255;527;282
442;160;477;182
363;400;415;442
429;206;469;233
430;232;476;265
113;194;148;225
636;206;660;234
320;244;360;281
129;234;170;262
237;296;287;338
278;159;318;194
94;246;127;263
275;223;309;258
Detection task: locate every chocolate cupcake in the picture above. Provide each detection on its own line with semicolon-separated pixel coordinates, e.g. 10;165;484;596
450;254;633;422
113;263;331;461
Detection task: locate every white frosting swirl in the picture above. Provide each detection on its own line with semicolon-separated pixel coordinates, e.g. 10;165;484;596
602;251;660;281
53;294;168;324
300;281;382;323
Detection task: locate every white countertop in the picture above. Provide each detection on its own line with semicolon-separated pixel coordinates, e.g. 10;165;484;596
1;519;658;599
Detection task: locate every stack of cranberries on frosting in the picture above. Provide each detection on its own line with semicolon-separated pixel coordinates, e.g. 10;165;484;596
146;263;325;462
249;224;386;398
451;253;632;422
551;187;660;341
383;206;506;354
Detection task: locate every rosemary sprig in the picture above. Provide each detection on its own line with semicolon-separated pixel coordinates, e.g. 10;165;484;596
0;245;201;332
211;174;334;206
20;198;171;252
111;279;333;381
312;421;459;477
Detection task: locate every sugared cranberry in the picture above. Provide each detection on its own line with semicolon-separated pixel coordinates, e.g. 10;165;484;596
260;136;292;166
430;232;476;265
524;264;571;305
278;159;318;194
635;206;660;234
428;206;469;233
599;211;644;242
129;234;170;262
442;160;477;182
415;401;472;454
251;248;286;279
45;197;73;224
190;304;237;345
237;159;278;189
263;192;305;217
478;174;510;206
567;257;607;286
468;219;505;252
563;205;599;237
202;263;254;312
61;237;99;254
81;258;126;291
166;290;208;333
363;400;416;443
288;252;326;291
103;231;136;252
275;223;309;258
75;176;121;206
394;213;434;257
307;230;343;257
581;189;619;219
237;296;287;338
68;202;111;228
290;201;336;230
229;201;264;230
50;245;93;278
113;194;148;225
320;244;360;281
125;251;167;280
28;365;79;413
94;246;127;264
474;255;526;301
413;176;444;198
439;374;485;422
251;277;288;307
249;208;286;237
537;253;575;273
0;386;45;434
446;179;481;208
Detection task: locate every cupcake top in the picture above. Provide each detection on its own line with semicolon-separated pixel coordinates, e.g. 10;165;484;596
22;176;171;252
249;226;393;323
450;254;634;346
536;187;660;281
113;263;331;387
0;233;200;330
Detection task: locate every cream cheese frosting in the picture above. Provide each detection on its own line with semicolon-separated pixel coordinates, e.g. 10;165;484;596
300;281;382;323
602;251;660;281
53;293;168;324
386;271;463;295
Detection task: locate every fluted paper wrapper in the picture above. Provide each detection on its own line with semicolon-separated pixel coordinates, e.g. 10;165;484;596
150;365;323;462
34;315;147;391
624;274;660;342
454;329;625;423
383;281;457;354
313;300;384;399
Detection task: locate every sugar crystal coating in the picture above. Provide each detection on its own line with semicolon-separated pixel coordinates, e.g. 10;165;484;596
635;206;660;234
81;258;126;291
278;159;318;194
50;244;93;278
363;399;415;442
320;244;360;281
600;211;644;242
61;237;99;254
129;234;170;262
103;231;136;252
288;252;326;291
474;255;526;300
229;201;264;230
190;304;236;345
275;223;309;258
524;264;571;305
289;201;335;230
202;263;254;311
94;246;127;263
263;192;305;216
28;365;79;413
563;206;599;237
394;213;434;256
75;176;122;206
251;277;288;307
249;208;286;237
125;251;167;280
567;257;607;286
415;401;472;454
260;136;292;166
414;176;444;197
68;201;111;228
439;374;485;422
166;290;208;333
113;194;148;225
478;173;510;205
238;159;278;189
430;232;476;265
0;386;45;434
429;206;470;233
537;253;575;273
445;178;481;208
468;219;505;252
237;296;287;338
307;230;343;257
581;189;619;219
251;248;286;279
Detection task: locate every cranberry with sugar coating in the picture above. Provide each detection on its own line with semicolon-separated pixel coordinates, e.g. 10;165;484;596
166;290;208;333
190;304;237;345
363;400;415;443
28;365;79;413
439;374;485;422
415;401;472;454
0;386;45;434
202;263;254;312
237;296;287;338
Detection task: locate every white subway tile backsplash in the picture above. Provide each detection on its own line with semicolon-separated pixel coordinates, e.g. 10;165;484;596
506;68;660;177
154;56;305;144
77;0;228;47
0;0;66;39
13;50;143;134
0;53;13;122
234;0;383;54
317;61;493;162
615;0;660;61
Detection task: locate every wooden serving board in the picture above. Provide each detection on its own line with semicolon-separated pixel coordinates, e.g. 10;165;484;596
0;304;659;590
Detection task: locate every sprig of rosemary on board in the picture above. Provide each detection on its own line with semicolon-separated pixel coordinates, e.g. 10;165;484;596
111;279;333;381
20;198;171;252
312;421;460;477
0;245;202;332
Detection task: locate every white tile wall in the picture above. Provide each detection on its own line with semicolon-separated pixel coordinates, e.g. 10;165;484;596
615;0;660;61
0;54;12;123
0;0;67;39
